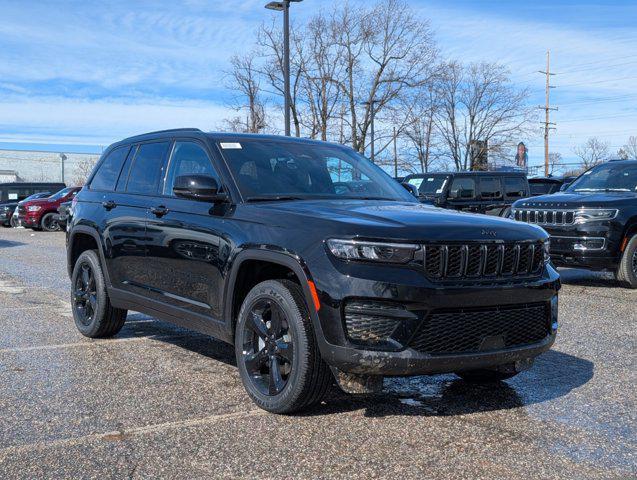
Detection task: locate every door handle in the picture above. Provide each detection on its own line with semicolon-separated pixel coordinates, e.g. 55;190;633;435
102;200;116;210
150;205;169;217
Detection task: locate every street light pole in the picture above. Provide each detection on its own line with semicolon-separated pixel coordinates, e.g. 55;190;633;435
363;99;379;163
265;0;302;137
283;1;290;136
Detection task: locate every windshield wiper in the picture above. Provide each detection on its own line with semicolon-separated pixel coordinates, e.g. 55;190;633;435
245;195;306;202
340;196;398;201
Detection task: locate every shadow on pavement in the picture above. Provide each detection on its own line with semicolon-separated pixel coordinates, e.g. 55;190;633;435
0;239;26;249
115;316;594;418
558;268;619;288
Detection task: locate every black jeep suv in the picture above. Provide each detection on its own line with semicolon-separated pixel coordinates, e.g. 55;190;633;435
404;171;529;217
511;160;637;288
67;129;560;413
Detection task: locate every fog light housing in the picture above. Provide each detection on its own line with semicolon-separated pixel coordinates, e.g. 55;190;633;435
550;296;559;333
573;238;605;251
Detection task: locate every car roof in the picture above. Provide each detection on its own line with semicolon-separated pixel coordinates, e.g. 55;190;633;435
529;177;562;183
110;129;345;150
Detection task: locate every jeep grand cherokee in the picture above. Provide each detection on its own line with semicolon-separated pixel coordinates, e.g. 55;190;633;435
67;129;560;413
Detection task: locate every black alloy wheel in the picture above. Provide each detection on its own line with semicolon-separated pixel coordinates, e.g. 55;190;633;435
240;299;294;396
41;213;60;232
73;262;98;326
234;280;331;413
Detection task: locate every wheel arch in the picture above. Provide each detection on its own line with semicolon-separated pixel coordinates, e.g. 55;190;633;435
620;216;637;249
223;249;322;341
67;226;110;285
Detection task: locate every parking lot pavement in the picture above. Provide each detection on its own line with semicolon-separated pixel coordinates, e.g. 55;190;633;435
0;227;635;479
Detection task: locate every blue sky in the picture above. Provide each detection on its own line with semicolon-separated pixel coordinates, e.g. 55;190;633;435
0;0;635;169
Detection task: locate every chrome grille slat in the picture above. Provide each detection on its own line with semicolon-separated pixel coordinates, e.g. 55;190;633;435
515;209;576;226
422;241;544;282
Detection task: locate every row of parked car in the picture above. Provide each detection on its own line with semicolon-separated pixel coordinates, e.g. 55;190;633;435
0;182;80;231
401;163;637;287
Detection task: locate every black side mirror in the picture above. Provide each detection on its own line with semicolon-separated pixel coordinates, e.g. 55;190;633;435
401;182;419;198
173;175;227;202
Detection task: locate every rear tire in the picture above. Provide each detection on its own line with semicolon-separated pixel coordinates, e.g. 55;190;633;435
455;368;519;383
616;235;637;288
41;213;60;232
71;250;127;338
235;279;331;414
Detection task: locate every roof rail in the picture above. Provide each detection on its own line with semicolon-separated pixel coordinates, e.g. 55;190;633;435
141;127;203;136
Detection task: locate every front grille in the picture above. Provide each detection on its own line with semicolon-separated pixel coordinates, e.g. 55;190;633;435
514;209;575;226
409;303;550;355
423;242;544;281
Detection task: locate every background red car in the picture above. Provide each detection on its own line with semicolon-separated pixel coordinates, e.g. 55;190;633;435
19;186;81;231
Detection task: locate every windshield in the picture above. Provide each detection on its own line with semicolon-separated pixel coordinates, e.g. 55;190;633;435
406;175;449;195
567;163;637;193
48;187;75;200
24;192;50;201
217;139;415;202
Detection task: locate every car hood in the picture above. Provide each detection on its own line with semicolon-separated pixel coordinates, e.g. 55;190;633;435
514;191;637;209
22;198;57;207
240;200;547;243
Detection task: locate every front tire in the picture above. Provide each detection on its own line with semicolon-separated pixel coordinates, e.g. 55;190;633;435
235;279;331;414
41;213;60;232
616;235;637;288
71;250;127;338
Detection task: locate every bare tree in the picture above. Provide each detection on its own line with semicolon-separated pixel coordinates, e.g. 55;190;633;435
548;152;562;175
336;0;436;153
620;135;637;159
435;61;534;171
225;53;267;133
72;158;97;186
402;86;439;172
573;137;610;169
257;20;307;137
298;13;346;140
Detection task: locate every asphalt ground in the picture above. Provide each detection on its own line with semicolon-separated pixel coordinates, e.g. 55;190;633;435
0;227;635;479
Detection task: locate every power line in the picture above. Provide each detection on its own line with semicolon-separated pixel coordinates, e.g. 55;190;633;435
557;59;637;75
560;75;637;88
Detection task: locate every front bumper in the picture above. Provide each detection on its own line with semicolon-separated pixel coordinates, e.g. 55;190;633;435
544;224;621;270
309;255;560;376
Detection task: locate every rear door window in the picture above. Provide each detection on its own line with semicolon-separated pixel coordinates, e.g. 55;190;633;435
449;177;476;199
125;142;170;195
504;177;528;199
479;177;503;199
90;146;130;192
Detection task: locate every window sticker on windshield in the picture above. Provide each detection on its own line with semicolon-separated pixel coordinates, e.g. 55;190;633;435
408;178;424;188
427;177;434;182
220;142;242;149
8;193;17;200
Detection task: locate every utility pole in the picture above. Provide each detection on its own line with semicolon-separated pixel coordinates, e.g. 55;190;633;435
538;50;557;176
59;153;67;184
393;126;398;178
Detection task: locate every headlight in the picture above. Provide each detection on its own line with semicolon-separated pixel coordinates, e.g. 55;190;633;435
543;240;551;263
326;239;419;263
27;205;41;212
573;208;617;223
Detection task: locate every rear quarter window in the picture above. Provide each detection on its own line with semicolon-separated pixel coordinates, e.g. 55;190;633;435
90;146;130;192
